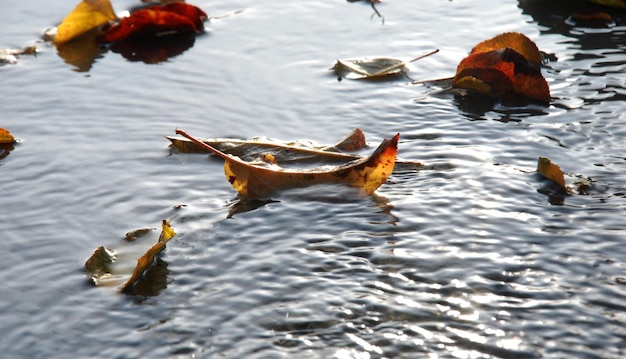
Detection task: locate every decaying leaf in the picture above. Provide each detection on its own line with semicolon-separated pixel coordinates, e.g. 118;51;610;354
54;0;118;45
176;129;399;198
537;157;592;195
84;219;176;293
453;45;550;104
334;50;438;80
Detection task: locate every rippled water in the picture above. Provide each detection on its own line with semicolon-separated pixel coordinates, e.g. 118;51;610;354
2;0;626;358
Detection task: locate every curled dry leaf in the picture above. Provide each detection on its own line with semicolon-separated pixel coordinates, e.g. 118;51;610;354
54;0;118;45
175;129;399;198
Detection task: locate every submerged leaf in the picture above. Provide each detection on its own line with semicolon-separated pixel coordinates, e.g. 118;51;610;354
84;246;116;285
120;220;175;292
54;0;118;45
176;129;399;198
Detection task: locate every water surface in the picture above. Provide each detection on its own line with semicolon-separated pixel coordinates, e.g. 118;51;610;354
1;0;625;358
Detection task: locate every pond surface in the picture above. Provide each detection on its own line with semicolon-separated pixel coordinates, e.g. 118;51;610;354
2;0;626;358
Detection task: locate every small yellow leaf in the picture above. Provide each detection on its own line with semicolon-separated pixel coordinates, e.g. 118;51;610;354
0;128;16;144
176;129;399;198
158;219;176;243
54;0;118;45
537;157;569;193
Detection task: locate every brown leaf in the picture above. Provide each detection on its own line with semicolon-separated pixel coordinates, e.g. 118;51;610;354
537;157;569;193
176;129;399;198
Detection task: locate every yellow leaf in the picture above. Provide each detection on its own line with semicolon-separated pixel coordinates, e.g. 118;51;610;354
0;128;15;144
176;129;399;198
158;219;176;243
537;157;570;193
54;0;118;45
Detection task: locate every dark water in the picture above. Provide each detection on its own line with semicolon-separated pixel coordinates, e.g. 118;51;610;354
2;0;626;358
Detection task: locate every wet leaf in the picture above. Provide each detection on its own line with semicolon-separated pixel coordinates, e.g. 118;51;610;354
84;219;176;293
120;219;175;292
97;3;207;43
334;57;407;79
453;47;550;104
537;157;592;195
537;157;568;193
0;128;16;144
334;50;438;80
54;0;118;45
470;32;542;65
84;246;116;285
176;129;399;198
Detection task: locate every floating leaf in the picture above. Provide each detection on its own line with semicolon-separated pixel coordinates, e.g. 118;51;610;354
470;32;542;65
54;0;118;45
167;128;367;162
334;50;438;80
84;246;116;285
176;129;399;198
0;128;16;144
537;157;568;193
97;3;207;43
84;219;176;294
453;47;550;104
537;157;593;195
120;219;175;292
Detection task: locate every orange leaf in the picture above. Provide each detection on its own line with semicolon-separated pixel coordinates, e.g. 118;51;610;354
588;0;626;9
537;157;570;193
453;48;550;103
0;128;15;144
176;129;399;198
97;8;197;43
470;32;542;65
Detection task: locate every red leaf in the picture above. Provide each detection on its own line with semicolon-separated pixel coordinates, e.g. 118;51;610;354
453;47;550;104
149;2;208;30
97;7;199;44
